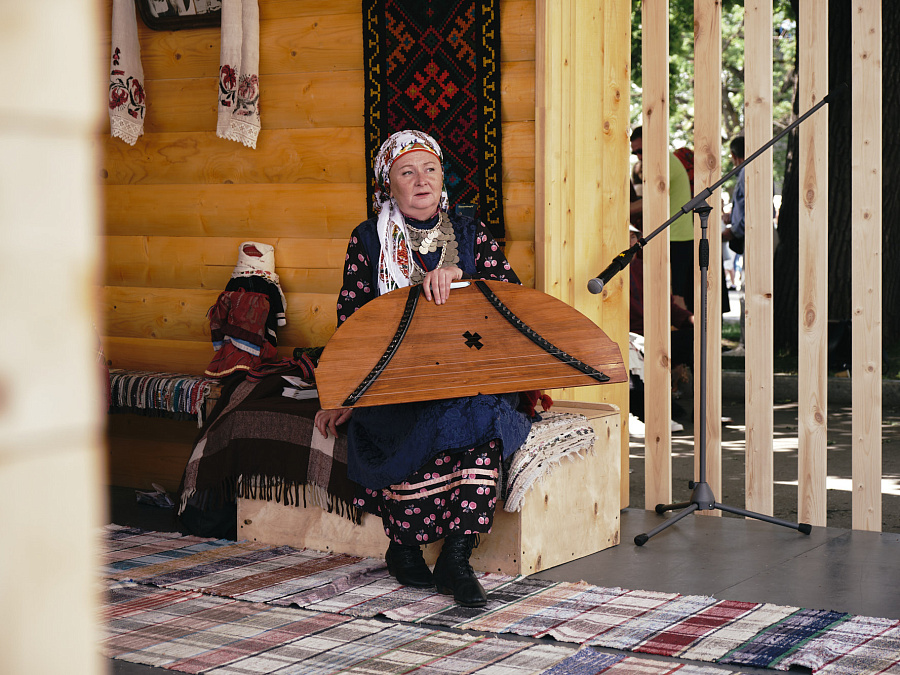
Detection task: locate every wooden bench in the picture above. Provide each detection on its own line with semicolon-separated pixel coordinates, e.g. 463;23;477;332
237;401;621;575
106;371;222;492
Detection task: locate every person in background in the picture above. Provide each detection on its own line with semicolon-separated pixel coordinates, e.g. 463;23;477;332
630;126;695;312
314;130;531;608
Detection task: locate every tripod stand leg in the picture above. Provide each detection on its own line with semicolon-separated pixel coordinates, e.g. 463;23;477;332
715;503;812;534
655;501;692;514
634;503;699;546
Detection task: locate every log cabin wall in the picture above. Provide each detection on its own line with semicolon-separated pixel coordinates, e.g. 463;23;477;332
99;0;538;374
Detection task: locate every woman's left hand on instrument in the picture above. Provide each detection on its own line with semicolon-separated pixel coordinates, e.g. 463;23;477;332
421;265;463;305
314;407;352;439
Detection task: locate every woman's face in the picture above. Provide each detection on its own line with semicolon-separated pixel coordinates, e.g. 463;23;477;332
388;151;443;220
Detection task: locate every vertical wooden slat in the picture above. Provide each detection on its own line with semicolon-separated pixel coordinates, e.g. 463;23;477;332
641;0;672;508
598;0;634;508
535;0;630;506
797;0;829;527
1;1;105;673
743;0;775;516
693;0;723;515
851;0;882;532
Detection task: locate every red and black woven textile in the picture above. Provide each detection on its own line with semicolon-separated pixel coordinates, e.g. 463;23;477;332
363;0;505;241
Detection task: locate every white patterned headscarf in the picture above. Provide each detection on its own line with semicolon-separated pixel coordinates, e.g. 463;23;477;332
372;130;449;295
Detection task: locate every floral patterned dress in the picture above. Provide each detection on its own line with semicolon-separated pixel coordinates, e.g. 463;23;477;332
334;212;530;546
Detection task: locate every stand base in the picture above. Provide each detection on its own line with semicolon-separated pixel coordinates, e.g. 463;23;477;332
634;481;812;546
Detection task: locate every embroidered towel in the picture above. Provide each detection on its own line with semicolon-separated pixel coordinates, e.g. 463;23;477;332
109;0;146;145
217;0;261;148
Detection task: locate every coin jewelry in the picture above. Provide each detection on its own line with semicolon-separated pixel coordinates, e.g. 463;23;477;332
406;212;459;285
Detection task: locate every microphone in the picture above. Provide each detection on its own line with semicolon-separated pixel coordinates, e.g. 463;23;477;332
587;246;638;294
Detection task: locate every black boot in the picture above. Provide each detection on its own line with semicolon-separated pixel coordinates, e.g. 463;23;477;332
432;534;487;607
385;541;434;588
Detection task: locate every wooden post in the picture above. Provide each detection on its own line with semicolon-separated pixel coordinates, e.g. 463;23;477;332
743;0;775;516
535;0;631;507
641;0;673;508
851;0;882;532
0;2;105;673
693;0;723;515
797;0;829;527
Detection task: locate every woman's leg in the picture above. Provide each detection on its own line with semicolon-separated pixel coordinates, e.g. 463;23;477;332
354;440;501;606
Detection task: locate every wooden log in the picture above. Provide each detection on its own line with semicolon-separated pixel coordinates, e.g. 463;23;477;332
103;183;534;240
100;122;533;186
102;336;309;375
102;286;338;346
104;184;367;237
133;71;366;134
99;128;367;186
500;60;536;122
130;13;362;82
103;236;351;281
101;61;531;136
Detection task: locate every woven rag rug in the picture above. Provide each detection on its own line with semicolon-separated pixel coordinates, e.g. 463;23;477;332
363;0;505;240
101;526;900;674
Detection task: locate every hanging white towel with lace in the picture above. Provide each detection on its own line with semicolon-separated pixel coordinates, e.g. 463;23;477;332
217;0;261;148
109;0;146;145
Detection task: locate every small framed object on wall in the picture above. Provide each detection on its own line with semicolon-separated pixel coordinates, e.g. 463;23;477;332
136;0;222;31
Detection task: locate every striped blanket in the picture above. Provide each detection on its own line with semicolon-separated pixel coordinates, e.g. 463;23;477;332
177;371;363;522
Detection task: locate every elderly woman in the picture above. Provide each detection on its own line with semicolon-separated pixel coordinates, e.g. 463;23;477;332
314;130;531;607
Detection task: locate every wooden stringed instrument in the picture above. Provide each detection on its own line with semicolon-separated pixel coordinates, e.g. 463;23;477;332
315;279;626;409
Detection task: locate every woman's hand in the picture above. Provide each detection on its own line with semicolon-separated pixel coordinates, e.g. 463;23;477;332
314;407;352;439
421;265;463;305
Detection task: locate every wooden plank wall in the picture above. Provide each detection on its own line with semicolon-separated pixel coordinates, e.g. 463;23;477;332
99;0;539;375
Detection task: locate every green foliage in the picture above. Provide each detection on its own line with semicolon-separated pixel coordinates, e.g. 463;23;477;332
630;0;797;192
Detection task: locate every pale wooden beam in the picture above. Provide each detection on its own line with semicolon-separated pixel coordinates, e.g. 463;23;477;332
0;1;105;673
851;0;883;532
535;0;631;506
693;0;723;515
743;0;775;516
641;0;673;508
797;0;829;528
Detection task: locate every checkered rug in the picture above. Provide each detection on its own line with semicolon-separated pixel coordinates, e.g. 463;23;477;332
101;526;900;674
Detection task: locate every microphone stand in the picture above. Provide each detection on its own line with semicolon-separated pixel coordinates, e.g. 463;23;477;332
592;84;846;546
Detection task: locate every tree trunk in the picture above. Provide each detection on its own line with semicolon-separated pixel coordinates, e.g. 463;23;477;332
774;0;898;353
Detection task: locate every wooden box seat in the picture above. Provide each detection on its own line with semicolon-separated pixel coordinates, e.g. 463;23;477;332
237;401;620;575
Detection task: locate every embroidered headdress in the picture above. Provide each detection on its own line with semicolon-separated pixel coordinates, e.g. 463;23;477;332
231;241;287;326
372;130;449;295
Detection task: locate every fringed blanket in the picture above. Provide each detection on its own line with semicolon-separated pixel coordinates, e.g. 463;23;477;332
178;370;363;523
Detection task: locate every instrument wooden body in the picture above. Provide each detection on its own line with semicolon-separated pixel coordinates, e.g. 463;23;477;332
316;280;626;409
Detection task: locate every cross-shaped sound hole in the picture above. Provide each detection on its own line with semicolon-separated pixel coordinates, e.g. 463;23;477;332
462;331;483;350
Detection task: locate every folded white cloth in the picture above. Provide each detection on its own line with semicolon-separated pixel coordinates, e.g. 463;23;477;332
109;0;146;145
217;0;261;148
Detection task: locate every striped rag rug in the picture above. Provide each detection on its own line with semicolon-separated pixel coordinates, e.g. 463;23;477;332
102;526;900;674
